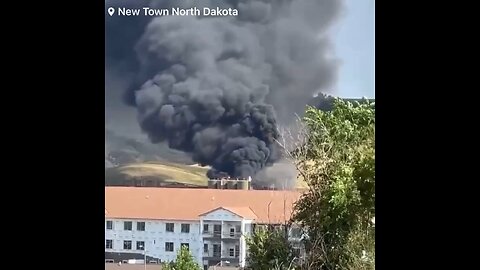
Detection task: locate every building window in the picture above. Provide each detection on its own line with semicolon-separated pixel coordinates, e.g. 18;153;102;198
214;224;222;235
106;239;113;249
180;243;189;251
137;222;145;231
165;242;174;252
124;221;132;231
235;245;240;258
181;224;190;233
203;224;209;233
136;241;145;250
106;221;113;230
229;248;234;257
166;223;174;232
123;240;132;250
213;244;221;257
203;244;208;253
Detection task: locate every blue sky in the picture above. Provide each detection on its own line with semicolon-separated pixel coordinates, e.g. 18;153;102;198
333;0;374;98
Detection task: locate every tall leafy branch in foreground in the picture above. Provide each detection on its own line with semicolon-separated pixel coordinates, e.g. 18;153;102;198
246;228;296;270
162;246;202;270
279;99;375;270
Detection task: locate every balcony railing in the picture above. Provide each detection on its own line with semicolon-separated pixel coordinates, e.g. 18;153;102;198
222;232;242;238
203;251;221;258
203;250;241;258
203;231;222;238
203;231;241;237
222;253;240;258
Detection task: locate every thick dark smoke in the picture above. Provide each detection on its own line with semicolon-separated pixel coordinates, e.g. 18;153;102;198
106;0;344;178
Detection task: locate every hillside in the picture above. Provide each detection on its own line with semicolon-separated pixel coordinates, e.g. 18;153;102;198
105;161;209;187
105;128;193;168
105;161;307;189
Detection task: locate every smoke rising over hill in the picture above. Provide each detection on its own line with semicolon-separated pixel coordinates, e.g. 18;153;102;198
106;0;344;178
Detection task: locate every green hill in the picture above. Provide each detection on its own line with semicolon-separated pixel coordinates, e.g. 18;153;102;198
105;161;307;189
105;161;209;187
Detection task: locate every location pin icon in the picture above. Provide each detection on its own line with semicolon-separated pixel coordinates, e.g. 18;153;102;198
108;7;115;16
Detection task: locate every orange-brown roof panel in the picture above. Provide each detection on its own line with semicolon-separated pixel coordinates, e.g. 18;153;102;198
105;187;302;224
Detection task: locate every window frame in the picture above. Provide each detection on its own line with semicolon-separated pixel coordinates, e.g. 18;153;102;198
235;245;240;257
124;221;132;231
137;221;146;231
123;240;132;250
105;239;113;249
166;223;174;232
213;224;222;235
106;220;113;230
180;243;190;250
181;223;190;233
136;241;145;250
165;242;174;252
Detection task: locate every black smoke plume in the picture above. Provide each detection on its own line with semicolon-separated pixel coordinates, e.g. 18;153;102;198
106;0;344;178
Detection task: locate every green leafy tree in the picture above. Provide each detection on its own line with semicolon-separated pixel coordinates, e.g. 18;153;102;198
246;228;296;270
280;99;375;270
162;246;202;270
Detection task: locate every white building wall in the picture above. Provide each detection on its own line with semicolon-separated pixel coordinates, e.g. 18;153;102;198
240;220;253;266
105;210;290;268
105;219;203;264
199;209;255;268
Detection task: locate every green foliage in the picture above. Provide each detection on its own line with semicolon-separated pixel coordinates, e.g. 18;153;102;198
162;246;202;270
291;99;375;269
246;228;296;270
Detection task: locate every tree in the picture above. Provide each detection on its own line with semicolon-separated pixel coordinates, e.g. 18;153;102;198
162;246;202;270
246;227;297;270
279;99;375;270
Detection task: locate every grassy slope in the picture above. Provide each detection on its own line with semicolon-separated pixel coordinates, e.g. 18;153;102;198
105;161;209;186
105;161;307;189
